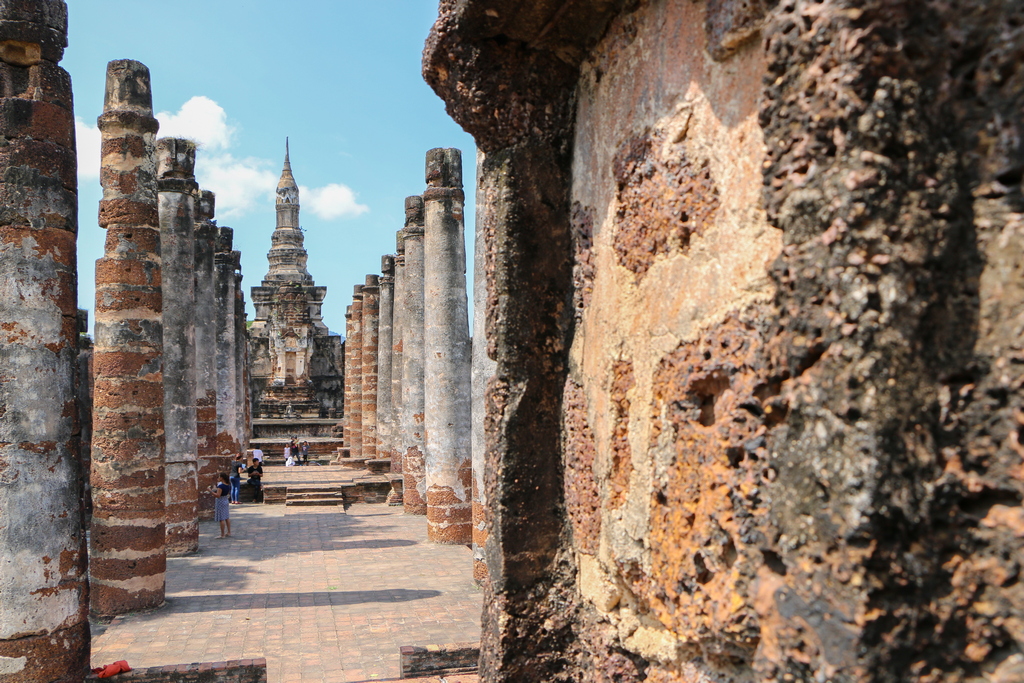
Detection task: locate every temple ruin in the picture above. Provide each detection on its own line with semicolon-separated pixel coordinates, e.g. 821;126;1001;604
248;145;345;459
2;0;1023;681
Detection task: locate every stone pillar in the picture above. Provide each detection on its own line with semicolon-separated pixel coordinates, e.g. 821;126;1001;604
341;304;354;452
348;285;364;458
215;228;240;458
0;3;90;672
391;233;406;472
401;196;427;515
90;59;166;618
361;274;380;460
422;149;472;544
76;311;93;522
234;270;249;451
157;138;199;555
194;191;219;520
471;150;497;582
377;255;396;466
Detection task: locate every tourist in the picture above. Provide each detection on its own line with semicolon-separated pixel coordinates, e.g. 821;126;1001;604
300;441;310;465
210;473;231;538
247;458;263;503
283;443;291;463
252;446;263;462
229;454;245;504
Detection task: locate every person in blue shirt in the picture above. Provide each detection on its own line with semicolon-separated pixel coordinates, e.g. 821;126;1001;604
229;454;245;504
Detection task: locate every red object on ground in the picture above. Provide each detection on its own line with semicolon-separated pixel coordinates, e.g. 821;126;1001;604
92;661;132;678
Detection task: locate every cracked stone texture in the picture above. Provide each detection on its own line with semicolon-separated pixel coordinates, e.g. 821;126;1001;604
425;0;1024;681
0;1;90;679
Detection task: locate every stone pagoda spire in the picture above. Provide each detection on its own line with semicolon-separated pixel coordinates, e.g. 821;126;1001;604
249;142;344;438
264;139;312;283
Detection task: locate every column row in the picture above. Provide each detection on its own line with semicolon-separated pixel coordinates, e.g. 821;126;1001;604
338;149;483;553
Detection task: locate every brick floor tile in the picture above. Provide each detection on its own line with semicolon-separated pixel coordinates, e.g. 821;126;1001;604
91;491;481;683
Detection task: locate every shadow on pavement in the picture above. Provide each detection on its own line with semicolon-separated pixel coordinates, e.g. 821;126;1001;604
165;589;444;613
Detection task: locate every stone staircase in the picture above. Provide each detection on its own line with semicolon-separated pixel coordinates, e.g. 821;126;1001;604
285;486;344;507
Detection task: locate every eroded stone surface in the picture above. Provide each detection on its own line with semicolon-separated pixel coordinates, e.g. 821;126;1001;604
90;58;166;618
421;0;1024;679
157;136;199;555
423;149;473;544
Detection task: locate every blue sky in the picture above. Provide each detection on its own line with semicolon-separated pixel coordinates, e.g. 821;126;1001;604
64;1;475;336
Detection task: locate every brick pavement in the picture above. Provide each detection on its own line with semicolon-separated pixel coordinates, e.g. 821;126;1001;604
90;503;483;682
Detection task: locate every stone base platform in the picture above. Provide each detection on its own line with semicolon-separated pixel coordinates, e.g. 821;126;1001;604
87;659;268;682
365;458;391;474
338;458;369;470
342;477;392;504
351;676;478;683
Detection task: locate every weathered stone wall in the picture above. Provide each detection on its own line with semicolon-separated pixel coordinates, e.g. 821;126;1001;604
426;0;1024;681
310;334;344;416
471;150;497;583
0;1;90;676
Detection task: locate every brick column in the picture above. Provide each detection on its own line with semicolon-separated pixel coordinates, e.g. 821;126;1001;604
90;59;166;617
377;255;396;465
391;233;406;472
156;137;200;555
422;149;472;543
348;285;364;458
401;196;427;514
0;2;90;672
361;274;380;460
194;191;220;519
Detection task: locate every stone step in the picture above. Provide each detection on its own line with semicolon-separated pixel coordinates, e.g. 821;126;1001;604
287;491;342;499
365;458;392;474
285;498;342;506
287;486;343;494
338;458;369;470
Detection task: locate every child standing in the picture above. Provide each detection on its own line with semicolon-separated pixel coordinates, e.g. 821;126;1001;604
211;473;231;538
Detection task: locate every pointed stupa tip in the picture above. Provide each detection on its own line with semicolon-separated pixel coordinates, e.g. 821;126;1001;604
277;138;299;204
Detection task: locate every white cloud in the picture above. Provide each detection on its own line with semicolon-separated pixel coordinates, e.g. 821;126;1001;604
76;96;366;222
196;153;277;219
75;117;101;181
300;183;369;220
156;96;234;151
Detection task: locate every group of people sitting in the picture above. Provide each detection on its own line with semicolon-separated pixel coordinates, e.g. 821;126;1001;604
284;439;311;467
228;449;265;504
